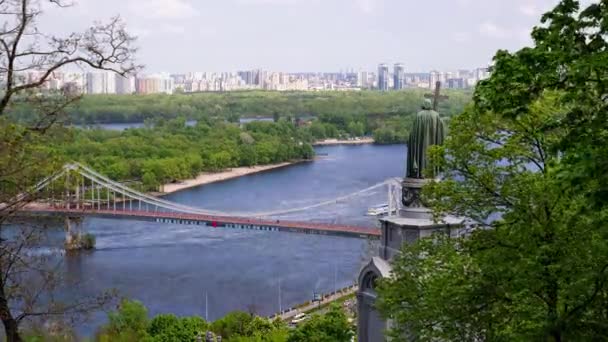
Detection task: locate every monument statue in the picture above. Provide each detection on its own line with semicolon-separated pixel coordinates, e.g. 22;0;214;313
402;98;446;208
358;91;458;342
406;99;446;179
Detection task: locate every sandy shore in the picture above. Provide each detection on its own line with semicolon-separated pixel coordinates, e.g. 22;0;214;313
313;138;374;146
161;161;304;194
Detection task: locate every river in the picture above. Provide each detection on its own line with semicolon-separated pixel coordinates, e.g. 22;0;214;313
34;144;406;336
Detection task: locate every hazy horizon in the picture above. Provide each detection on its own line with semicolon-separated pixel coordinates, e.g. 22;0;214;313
41;0;570;73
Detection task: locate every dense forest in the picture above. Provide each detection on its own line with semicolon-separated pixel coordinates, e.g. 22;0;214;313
8;90;472;144
24;90;472;190
61;90;471;125
57;119;315;191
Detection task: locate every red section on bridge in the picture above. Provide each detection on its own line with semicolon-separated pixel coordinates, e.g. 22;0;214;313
26;207;381;238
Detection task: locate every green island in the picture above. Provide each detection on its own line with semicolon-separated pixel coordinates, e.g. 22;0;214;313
21;90;471;191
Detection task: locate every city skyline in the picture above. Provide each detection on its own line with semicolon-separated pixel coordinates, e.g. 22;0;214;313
38;0;566;73
32;66;489;94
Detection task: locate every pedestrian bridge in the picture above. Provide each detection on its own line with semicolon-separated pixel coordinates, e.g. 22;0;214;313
15;163;402;239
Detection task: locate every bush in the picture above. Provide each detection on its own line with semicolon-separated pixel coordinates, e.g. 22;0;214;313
97;299;149;342
81;233;96;250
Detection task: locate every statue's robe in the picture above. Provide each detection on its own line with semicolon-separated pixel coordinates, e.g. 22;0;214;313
406;108;445;179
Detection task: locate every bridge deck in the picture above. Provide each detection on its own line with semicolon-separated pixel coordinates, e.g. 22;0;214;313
25;207;380;239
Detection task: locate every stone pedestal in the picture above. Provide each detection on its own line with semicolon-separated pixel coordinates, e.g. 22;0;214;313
356;177;463;341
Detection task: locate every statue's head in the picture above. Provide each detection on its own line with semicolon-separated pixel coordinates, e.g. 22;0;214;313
422;99;432;110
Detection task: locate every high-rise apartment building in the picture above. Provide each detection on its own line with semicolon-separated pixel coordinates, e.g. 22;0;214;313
475;67;490;82
393;63;405;90
135;77;160;94
115;75;135;94
135;74;174;94
357;70;370;88
429;70;441;89
377;63;389;91
86;72;116;94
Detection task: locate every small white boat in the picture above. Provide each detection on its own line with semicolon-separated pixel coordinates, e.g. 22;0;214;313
367;204;390;216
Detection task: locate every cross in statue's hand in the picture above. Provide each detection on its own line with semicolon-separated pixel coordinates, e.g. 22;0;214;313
424;81;449;111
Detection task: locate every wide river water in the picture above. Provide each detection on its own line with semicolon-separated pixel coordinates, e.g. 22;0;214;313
39;144;406;336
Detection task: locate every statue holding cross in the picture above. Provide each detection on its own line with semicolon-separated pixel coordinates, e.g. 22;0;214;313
424;81;449;111
405;84;447;180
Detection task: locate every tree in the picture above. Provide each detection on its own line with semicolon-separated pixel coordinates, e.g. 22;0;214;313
377;3;608;339
372;127;397;144
210;311;253;340
0;1;138;340
287;305;354;342
474;0;608;211
309;121;326;140
147;314;207;341
97;299;149;342
378;85;608;339
347;121;364;137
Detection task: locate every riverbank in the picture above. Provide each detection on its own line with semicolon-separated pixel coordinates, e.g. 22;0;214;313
313;138;374;146
160;161;308;194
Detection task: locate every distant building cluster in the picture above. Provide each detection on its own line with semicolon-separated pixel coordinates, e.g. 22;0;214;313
372;63;491;91
11;65;490;95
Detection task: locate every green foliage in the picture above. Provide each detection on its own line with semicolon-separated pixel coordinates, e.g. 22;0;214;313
57;119;314;190
147;314;207;341
377;235;479;341
22;325;78;342
474;0;608;211
18;90;470;126
98;299;149;342
287;305;354;342
372;127;404;145
94;300;356;342
0;117;64;199
378;7;608;336
8;90;471;147
81;233;96;250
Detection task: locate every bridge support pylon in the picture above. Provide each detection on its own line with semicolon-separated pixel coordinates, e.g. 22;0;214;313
64;216;84;250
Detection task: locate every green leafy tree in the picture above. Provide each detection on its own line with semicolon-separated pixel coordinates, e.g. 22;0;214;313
378;89;608;340
0;0;138;340
474;0;608;212
142;172;158;191
210;311;253;340
379;3;608;339
98;300;150;342
372;127;397;144
287;305;354;342
147;314;208;342
347;121;364;137
309;121;327;140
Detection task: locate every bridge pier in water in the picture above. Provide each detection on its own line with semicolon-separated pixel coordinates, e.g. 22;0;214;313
64;216;85;250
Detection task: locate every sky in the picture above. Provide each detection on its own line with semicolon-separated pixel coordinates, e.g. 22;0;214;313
39;0;567;73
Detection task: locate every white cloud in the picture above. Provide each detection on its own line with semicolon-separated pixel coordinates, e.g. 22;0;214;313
479;21;510;39
129;0;198;19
